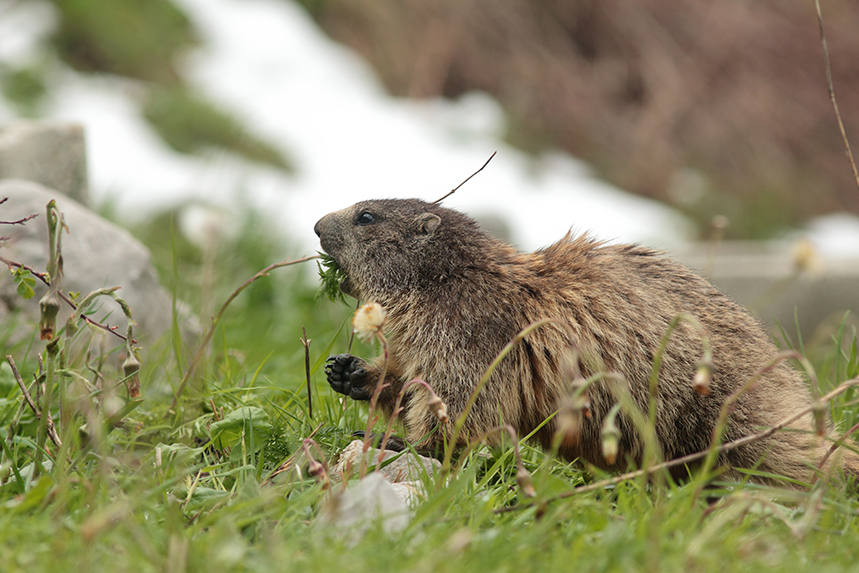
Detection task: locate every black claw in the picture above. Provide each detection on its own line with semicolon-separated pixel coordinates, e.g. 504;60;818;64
350;431;407;452
349;386;371;401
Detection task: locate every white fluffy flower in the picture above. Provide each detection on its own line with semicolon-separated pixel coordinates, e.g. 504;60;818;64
352;302;387;341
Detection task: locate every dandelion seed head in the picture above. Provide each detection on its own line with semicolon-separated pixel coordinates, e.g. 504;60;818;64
353;302;386;341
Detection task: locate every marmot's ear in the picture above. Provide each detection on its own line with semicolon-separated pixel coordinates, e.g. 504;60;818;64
415;213;441;235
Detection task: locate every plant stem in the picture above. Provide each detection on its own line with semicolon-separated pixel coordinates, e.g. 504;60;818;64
170;255;317;412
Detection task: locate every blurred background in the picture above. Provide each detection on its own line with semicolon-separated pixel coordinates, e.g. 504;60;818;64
1;0;858;339
305;0;859;237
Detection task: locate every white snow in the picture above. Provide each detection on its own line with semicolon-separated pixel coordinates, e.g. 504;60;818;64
801;212;859;259
11;0;853;258
0;0;55;62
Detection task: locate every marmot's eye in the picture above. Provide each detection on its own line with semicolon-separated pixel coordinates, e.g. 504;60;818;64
356;211;376;225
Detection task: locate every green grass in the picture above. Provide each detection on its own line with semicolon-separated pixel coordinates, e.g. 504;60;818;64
0;207;858;573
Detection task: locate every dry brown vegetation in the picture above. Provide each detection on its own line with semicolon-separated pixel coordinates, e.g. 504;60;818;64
305;0;859;237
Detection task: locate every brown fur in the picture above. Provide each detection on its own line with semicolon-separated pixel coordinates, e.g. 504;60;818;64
315;198;858;484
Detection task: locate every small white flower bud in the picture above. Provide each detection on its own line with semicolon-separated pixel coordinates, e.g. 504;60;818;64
428;393;449;423
601;403;622;465
693;360;712;396
516;466;536;498
601;424;621;466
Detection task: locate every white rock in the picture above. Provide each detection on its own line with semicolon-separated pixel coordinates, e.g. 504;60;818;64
333;439;440;489
317;472;411;546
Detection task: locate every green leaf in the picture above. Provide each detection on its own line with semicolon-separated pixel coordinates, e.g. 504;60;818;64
102;399;144;435
155;442;207;468
209;406;272;449
11;268;36;299
172;484;230;510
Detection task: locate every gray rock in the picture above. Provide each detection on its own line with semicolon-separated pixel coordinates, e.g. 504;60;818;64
0;179;193;346
673;241;859;339
0;122;88;205
317;473;411;546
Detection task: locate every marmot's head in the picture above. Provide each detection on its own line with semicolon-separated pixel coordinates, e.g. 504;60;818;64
314;199;495;301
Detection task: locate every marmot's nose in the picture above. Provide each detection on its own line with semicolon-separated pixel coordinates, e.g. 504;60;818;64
315;214;333;237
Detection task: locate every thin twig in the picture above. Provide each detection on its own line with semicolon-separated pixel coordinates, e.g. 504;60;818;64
301;326;312;421
0;256;47;281
7;356;40;414
0;196;38;225
495;376;859;514
361;332;389;477
814;0;859;193
434;151;497;203
0;255;129;342
6;355;62;448
814;420;859;480
169;255;318;411
347;298;359;353
689;350;814;503
0;213;37;226
0;213;37;227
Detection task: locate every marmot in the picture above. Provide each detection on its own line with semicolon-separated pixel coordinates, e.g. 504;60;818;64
314;198;856;484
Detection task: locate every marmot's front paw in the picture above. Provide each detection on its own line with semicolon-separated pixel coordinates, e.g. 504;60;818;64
325;354;371;401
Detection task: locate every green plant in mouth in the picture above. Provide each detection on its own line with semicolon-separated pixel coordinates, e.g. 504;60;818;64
316;252;348;304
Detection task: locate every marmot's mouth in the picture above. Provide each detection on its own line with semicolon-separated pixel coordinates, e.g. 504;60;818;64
339;277;356;297
317;249;354;300
324;252;355;297
323;252;353;296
